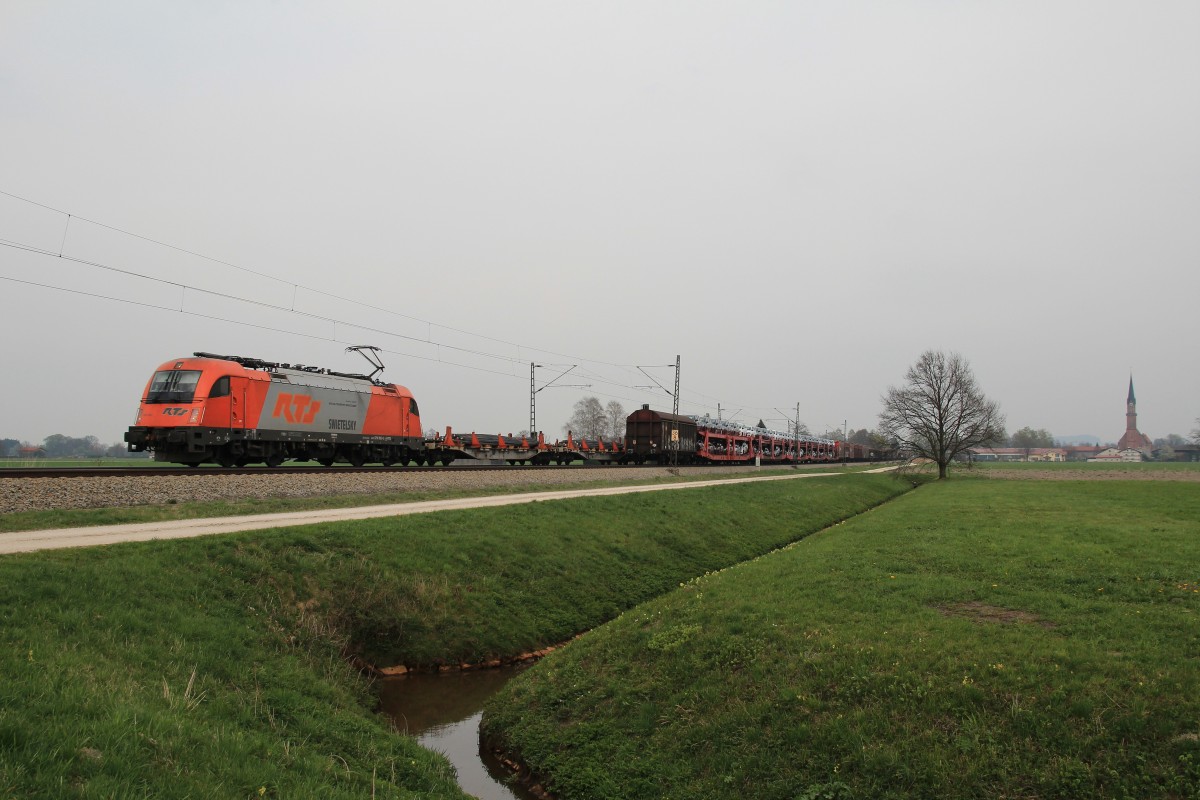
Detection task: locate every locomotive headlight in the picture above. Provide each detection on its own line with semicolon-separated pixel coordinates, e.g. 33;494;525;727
189;408;203;424
134;407;142;424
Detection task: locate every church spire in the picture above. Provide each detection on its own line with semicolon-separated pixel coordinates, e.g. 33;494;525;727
1118;374;1152;454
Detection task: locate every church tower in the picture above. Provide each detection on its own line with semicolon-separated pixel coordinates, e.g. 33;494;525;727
1117;376;1153;453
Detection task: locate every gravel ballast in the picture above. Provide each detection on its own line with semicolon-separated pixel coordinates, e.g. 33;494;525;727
0;466;778;514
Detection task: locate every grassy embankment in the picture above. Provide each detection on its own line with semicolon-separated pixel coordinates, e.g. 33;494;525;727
0;465;876;534
0;472;909;797
483;478;1200;799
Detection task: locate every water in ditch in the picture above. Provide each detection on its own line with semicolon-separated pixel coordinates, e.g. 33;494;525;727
378;666;539;800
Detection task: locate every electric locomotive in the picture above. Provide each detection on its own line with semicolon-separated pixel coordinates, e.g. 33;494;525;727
125;346;424;467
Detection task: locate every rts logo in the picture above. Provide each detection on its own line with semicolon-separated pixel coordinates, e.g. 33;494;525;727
273;393;322;424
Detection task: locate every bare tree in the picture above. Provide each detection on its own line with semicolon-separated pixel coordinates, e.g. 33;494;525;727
878;350;1006;479
604;400;626;441
1193;418;1200;445
564;396;608;440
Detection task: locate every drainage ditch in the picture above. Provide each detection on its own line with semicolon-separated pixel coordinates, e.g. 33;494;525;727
378;667;538;800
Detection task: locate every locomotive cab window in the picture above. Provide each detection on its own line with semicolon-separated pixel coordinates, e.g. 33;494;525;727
209;376;231;398
146;370;202;404
409;398;420;416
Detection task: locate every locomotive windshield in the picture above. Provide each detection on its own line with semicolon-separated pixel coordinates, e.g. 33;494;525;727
146;370;202;404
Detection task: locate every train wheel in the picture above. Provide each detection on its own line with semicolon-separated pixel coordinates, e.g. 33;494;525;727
318;458;334;467
265;453;284;468
347;452;365;468
217;452;236;468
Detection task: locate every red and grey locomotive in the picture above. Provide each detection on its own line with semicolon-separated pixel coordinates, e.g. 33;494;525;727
125;347;424;467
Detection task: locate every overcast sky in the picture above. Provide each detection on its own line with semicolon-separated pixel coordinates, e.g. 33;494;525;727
2;1;1197;447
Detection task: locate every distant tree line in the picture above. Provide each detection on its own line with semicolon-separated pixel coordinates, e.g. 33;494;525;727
0;435;142;459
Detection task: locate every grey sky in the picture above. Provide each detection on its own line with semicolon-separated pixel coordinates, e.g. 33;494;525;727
2;1;1197;446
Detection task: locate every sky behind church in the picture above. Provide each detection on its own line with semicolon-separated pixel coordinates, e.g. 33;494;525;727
2;1;1198;446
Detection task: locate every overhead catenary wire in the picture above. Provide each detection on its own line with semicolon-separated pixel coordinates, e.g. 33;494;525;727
0;240;687;405
0;238;536;368
0;273;531;382
0;188;817;422
0;188;635;368
0;248;783;421
0;194;661;389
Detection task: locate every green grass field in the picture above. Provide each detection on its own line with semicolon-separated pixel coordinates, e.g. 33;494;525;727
0;473;908;797
483;478;1200;799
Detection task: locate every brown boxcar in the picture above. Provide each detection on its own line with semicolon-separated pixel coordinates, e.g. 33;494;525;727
624;405;698;464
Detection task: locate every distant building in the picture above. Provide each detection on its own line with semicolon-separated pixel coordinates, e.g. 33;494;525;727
1176;445;1200;462
1157;444;1200;463
1116;376;1153;456
1064;445;1106;462
968;447;1066;462
1088;447;1147;463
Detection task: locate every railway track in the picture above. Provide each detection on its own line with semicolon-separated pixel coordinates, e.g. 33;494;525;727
0;463;682;479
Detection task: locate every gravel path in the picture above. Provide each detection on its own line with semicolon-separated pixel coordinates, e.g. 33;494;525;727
0;473;835;555
0;466;777;514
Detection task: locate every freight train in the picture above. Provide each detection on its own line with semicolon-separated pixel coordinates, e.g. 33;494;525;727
125;350;874;467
